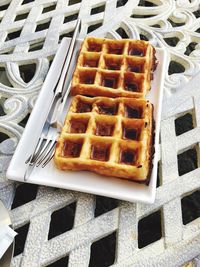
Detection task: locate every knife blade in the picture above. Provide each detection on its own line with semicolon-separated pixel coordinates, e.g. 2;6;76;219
25;18;81;175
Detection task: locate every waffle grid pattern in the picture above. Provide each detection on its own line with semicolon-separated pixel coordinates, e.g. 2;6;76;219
55;95;153;181
72;37;156;98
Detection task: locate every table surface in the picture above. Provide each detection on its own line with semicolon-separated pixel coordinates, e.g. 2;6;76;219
0;0;200;266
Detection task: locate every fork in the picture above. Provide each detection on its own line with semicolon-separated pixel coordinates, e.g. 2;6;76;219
34;91;68;168
24;19;81;180
37;90;69;168
24;83;70;180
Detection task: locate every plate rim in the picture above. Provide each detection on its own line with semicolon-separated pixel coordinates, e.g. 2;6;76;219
6;37;167;204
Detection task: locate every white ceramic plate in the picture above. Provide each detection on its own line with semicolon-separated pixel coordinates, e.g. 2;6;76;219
6;38;167;204
0;201;15;267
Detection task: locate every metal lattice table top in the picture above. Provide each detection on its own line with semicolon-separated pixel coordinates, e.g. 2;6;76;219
0;0;200;266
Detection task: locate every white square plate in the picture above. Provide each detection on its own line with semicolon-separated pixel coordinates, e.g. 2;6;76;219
6;38;167;204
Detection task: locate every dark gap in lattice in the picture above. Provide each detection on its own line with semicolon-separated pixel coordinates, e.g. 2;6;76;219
151;24;161;28
116;27;129;38
164;37;179;47
91;4;105;15
87;22;103;34
138;0;157;6
0;4;10;11
19;113;30;128
0;132;9;143
184;42;197;56
181;190;200;225
0;104;6;116
28;42;43;52
14;223;30;256
19;63;36;83
94;196;118;217
168;60;185;75
138;210;162;248
196;28;200;33
193;9;200;18
131;14;155;18
175;113;194;136
22;0;34;4
0;67;13;87
0;97;7;116
42;4;57;14
11;184;38;209
140;34;148;41
36;20;51;32
178;147;198;176
89;232;116;267
64;13;79;23
47;56;54;68
15;13;29;21
156;161;161;187
46;255;69;267
168;19;185;27
116;0;128;8
68;0;82;6
1;48;15;55
59;31;74;42
6;29;22;41
48;202;76;240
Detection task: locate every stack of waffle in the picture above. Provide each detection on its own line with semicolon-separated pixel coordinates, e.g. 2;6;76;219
54;37;157;183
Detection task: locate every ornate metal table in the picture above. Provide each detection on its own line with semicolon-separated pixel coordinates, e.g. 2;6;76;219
0;0;200;266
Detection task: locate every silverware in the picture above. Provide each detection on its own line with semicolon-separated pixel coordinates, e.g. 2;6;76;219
24;82;71;180
38;83;71;168
24;19;81;181
0;201;14;267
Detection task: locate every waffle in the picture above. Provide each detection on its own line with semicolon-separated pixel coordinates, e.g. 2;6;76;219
71;37;157;98
54;95;154;182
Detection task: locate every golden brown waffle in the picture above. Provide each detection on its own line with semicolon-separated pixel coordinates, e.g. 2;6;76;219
54;95;154;182
71;37;157;98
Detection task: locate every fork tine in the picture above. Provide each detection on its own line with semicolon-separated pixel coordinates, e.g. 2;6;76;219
41;141;56;168
36;138;56;167
25;137;44;164
33;138;52;165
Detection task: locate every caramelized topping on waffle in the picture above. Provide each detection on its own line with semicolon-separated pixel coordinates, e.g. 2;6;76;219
54;37;157;182
84;59;98;68
91;144;110;161
125;106;142;118
71;37;157;98
87;39;103;52
125;82;138;92
70;119;88;133
54;95;154;182
79;70;96;84
129;48;144;57
97;103;118;115
63;141;82;158
96;123;114;136
120;149;136;165
104;56;122;70
76;101;92;113
102;77;117;88
107;41;125;55
123;127;138;140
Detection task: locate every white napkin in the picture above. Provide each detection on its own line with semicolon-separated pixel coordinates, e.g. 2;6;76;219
0;225;17;259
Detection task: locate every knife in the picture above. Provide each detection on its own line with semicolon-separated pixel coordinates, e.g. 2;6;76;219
25;19;81;173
